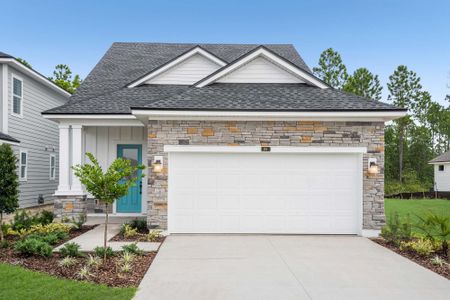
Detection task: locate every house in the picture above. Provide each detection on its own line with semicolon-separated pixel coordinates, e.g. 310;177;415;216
0;51;70;208
429;150;450;192
42;42;406;236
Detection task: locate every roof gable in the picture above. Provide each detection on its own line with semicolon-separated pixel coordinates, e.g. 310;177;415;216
194;46;329;88
430;150;450;163
217;56;304;84
128;46;226;87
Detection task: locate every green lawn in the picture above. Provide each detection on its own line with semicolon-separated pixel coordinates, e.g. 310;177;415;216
0;263;136;300
385;198;450;233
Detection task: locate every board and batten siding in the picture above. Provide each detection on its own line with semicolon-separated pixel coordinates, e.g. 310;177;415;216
83;126;148;213
7;65;66;208
146;53;221;85
434;163;450;192
217;57;304;83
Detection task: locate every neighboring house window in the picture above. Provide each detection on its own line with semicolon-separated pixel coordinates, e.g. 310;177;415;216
12;75;23;117
438;165;444;171
49;154;56;180
19;150;28;180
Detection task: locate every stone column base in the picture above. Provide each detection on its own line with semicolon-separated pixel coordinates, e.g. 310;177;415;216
54;194;87;220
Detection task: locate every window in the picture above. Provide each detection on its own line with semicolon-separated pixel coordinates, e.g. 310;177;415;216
12;75;23;116
49;154;56;180
19;150;28;181
438;165;445;171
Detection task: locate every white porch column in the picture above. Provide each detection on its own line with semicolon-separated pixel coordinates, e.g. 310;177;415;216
56;124;70;193
70;124;84;193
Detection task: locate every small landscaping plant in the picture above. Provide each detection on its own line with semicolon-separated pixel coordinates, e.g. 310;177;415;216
121;243;143;255
94;246;115;258
129;219;148;233
416;213;450;255
400;238;436;256
59;256;77;268
431;255;447;267
10;210;54;231
77;265;93;280
87;254;102;269
121;251;135;264
0;240;9;249
60;242;83;257
121;224;138;238
380;212;412;245
120;262;132;273
14;237;53;257
147;229;162;242
71;214;86;230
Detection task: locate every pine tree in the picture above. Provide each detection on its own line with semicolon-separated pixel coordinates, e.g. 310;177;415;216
313;48;348;89
0;144;19;241
343;68;382;101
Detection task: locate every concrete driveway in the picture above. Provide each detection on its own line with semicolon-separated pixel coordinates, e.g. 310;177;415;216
134;235;450;300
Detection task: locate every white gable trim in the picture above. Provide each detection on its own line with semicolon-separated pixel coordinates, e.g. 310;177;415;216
195;47;328;89
127;47;227;88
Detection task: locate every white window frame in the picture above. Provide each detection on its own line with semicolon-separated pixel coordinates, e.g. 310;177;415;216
49;154;56;180
19;149;28;181
11;74;24;118
438;165;445;171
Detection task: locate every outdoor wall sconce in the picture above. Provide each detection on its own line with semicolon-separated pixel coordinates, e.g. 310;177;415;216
153;156;164;173
368;158;379;174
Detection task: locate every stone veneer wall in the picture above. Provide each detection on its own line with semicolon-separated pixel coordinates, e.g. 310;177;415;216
54;195;87;219
147;120;385;230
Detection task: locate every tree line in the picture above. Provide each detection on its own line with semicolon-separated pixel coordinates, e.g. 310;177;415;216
313;48;450;195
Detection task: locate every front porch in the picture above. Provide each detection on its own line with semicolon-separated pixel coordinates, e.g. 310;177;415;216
52;120;149;220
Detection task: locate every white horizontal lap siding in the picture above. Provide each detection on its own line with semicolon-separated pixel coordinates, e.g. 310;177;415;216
217;57;304;83
168;150;362;234
7;66;66;208
147;54;221;85
435;163;450;191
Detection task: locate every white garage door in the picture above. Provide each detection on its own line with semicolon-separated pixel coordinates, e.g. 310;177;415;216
168;151;362;234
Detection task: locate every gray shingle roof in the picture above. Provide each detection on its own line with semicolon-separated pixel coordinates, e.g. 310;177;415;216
0;51;13;58
0;132;20;143
430;150;450;163
42;42;405;115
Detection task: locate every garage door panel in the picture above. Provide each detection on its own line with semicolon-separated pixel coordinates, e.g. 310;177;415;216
169;152;361;234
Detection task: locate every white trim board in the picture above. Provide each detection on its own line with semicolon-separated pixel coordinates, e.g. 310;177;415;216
132;109;407;122
195;47;328;88
128;46;227;88
164;145;367;154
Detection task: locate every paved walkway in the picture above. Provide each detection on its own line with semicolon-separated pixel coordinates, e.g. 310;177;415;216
54;224;160;252
134;235;450;300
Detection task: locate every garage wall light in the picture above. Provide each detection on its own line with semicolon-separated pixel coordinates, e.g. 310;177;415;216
153;156;164;173
368;158;379;174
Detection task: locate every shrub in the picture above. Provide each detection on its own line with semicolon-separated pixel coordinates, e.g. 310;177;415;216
14;237;53;257
121;243;143;255
71;214;86;230
59;257;77;268
36;210;54;225
87;254;102;269
26;233;60;245
121;224;138;238
60;242;83;257
29;223;71;235
381;212;412;245
400;238;435;256
416;213;450;255
129;219;148;233
11;210;35;231
0;240;8;249
147;229;162;242
94;246;115;258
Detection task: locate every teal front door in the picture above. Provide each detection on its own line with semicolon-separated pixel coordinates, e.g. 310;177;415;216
116;144;142;213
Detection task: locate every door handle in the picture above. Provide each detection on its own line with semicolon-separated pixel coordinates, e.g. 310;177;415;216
139;182;142;195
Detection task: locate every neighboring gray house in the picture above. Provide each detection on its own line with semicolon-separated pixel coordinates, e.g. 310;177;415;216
429;150;450;192
0;51;70;208
43;42;406;236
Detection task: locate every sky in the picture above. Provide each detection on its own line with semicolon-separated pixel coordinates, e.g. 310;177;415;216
1;0;448;104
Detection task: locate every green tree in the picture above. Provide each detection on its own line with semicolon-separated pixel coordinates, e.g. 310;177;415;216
72;153;145;262
313;48;348;89
387;65;422;182
0;144;19;241
343;67;382;101
49;64;82;94
16;58;32;69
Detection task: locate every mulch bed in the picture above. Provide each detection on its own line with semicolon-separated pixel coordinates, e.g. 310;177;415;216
371;238;450;280
0;225;159;287
110;232;165;243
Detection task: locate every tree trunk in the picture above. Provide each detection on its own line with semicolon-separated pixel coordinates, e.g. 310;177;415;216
0;212;4;242
398;125;404;182
103;203;109;264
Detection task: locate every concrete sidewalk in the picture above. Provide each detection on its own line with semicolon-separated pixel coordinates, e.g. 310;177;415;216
133;235;450;300
54;224;160;252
